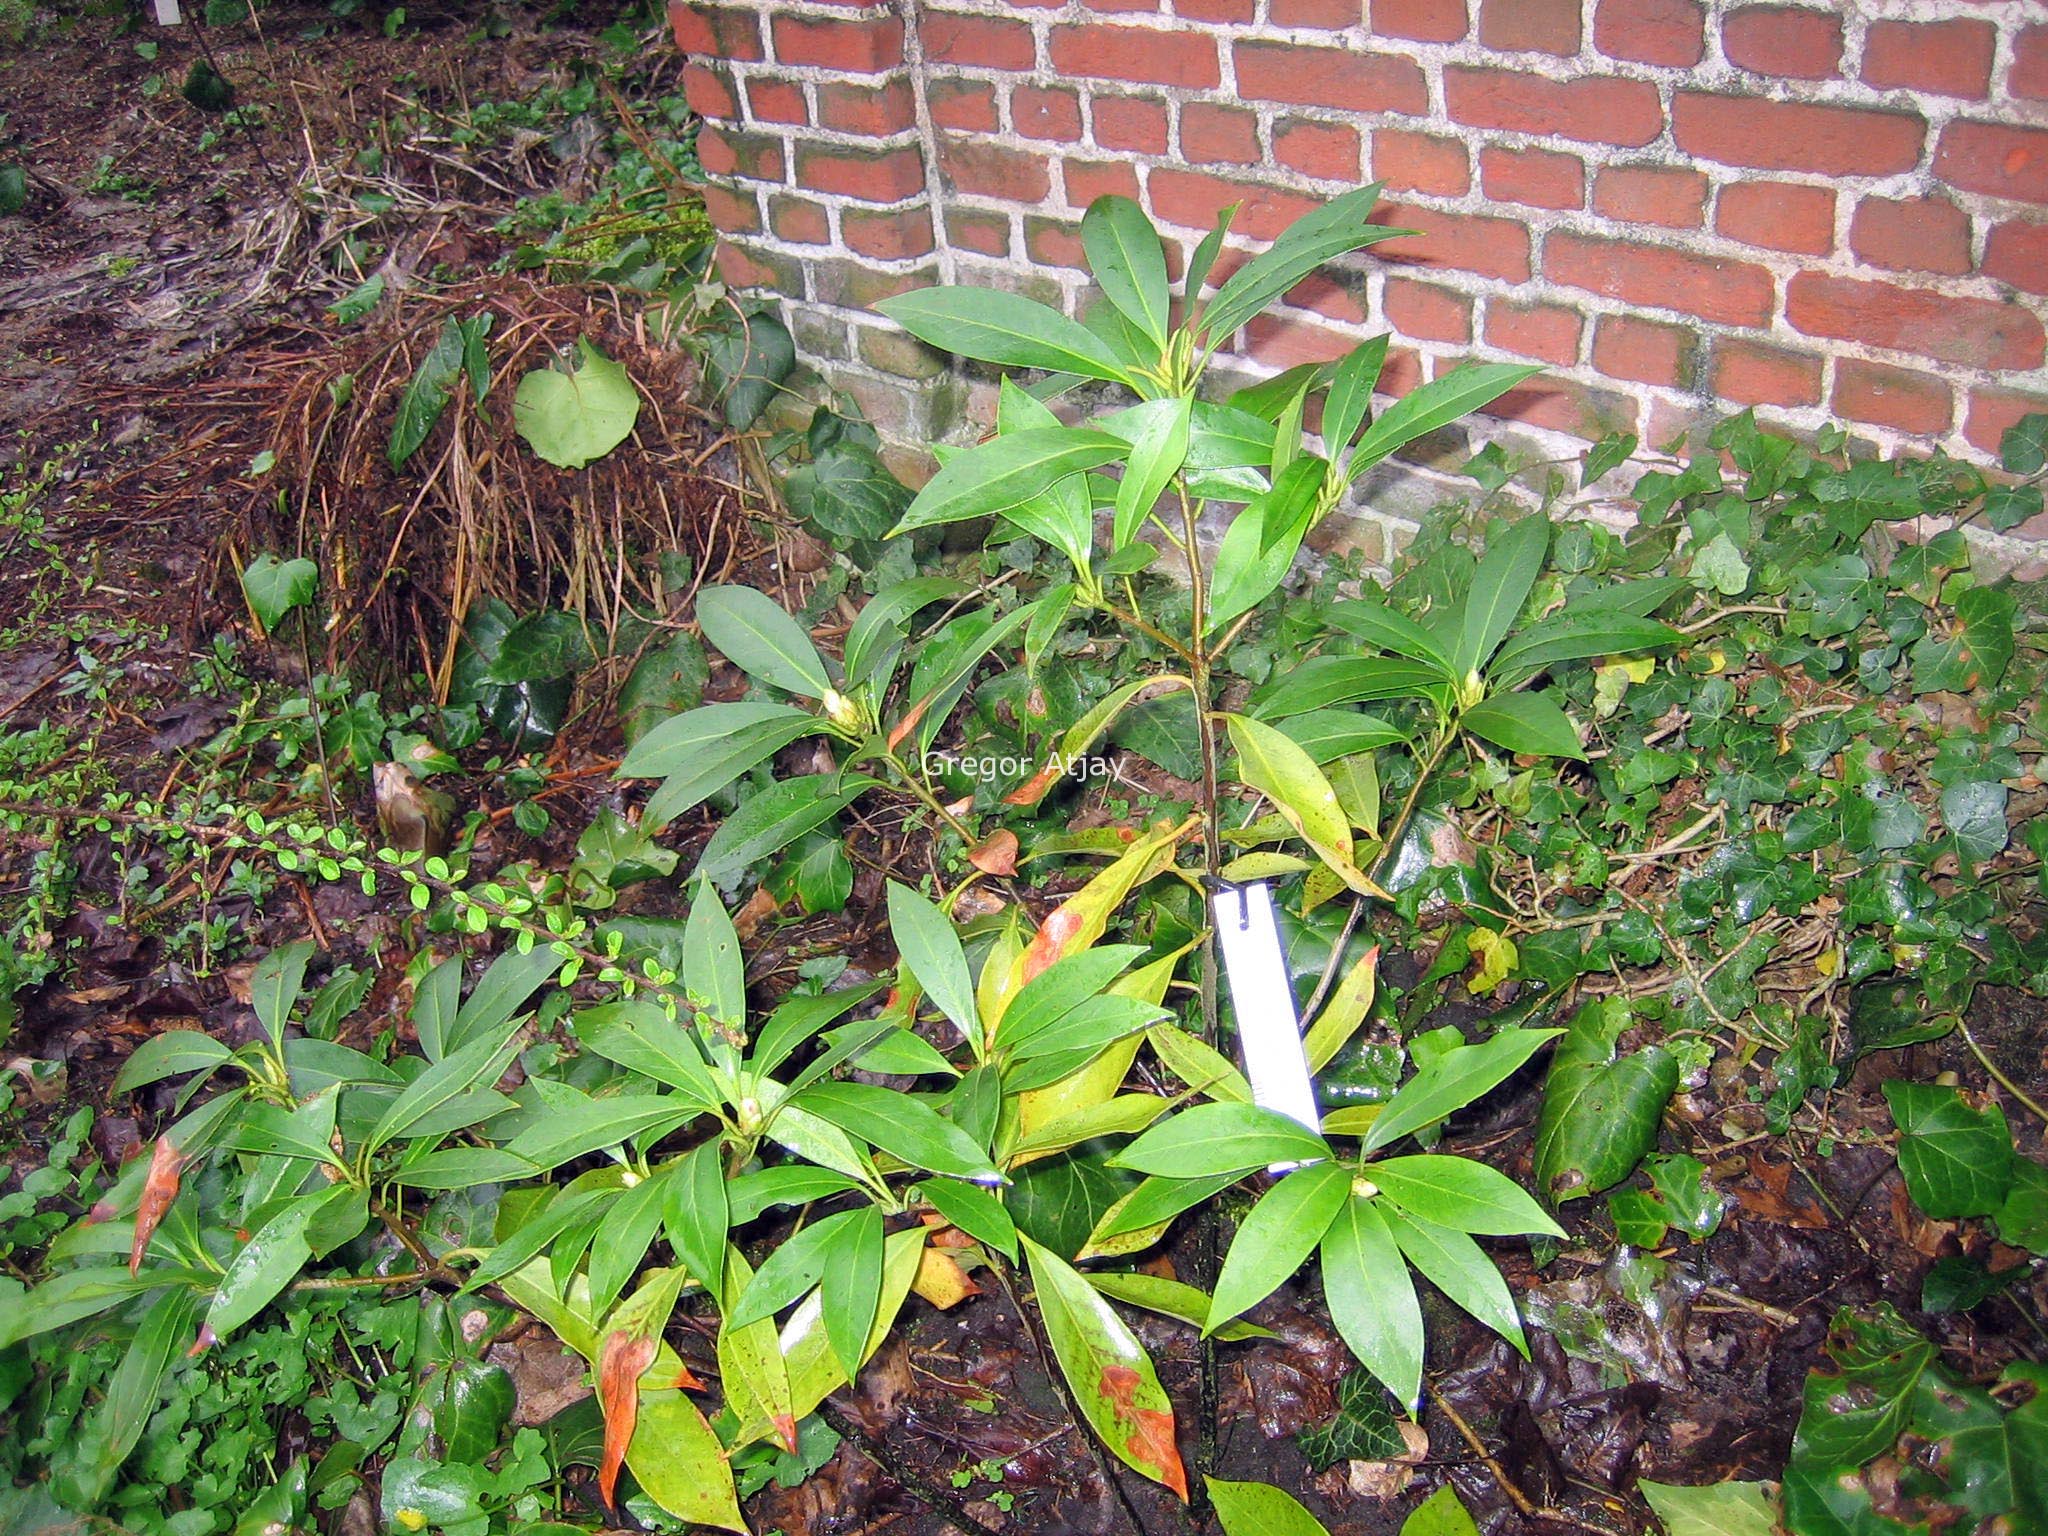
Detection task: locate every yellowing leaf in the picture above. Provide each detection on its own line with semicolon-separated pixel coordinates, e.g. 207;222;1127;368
911;1247;980;1309
1467;929;1518;995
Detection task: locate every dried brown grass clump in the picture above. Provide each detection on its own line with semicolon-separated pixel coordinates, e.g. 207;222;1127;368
236;276;755;697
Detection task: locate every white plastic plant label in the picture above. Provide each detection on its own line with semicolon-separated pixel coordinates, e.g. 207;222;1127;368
154;0;182;24
1211;881;1321;1145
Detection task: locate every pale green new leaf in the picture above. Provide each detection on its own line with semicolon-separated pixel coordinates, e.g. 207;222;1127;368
1112;395;1193;550
1452;513;1550;678
1350;363;1541;482
1366;1156;1563;1237
1380;1204;1528;1353
887;881;982;1049
1209;1478;1332;1536
894;428;1127;537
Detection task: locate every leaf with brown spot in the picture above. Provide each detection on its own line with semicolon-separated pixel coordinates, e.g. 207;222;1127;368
598;1330;658;1508
131;1137;182;1276
1023;1233;1188;1501
1008;818;1190;992
969;829;1020;875
910;1247;980;1310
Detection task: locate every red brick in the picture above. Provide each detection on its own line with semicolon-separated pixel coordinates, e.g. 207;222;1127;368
938;137;1052;201
771;12;903;72
1287;272;1366;324
1833;361;1952;435
1384;278;1471;342
817;80;916;136
795;143;923;201
1721;6;1842;79
1270;0;1362;27
2014;26;2048;101
1093;93;1171;153
928;79;998;133
1711;339;1822;408
1151;169;1320;240
1237;40;1428;114
746;78;807;126
1594;0;1704;67
946;207;1010;257
682;62;738;121
1445;69;1663;148
1862;19;1995;99
1274;118;1360;179
1964;387;2048;460
1243;313;1353;368
768;194;829;244
1849;196;1972;277
844;206;936;260
698;182;761;235
715;241;796;291
1593;314;1694;387
1548;233;1775;327
1594;165;1707;228
1177;0;1256;20
1066;158;1143;208
1371;0;1467;43
1985;222;2048;297
1786;274;2045;371
1086;0;1159;12
668;1;764;62
1377;204;1532;282
1484;377;1639;440
699;125;785;182
1050;24;1220;87
1714;181;1835;255
1025;217;1088;269
1935;123;2048;205
1484;300;1582;365
1673;94;1924;176
1012;84;1082;141
1182;103;1261;165
1374;130;1471;196
922;12;1035;69
1479;145;1582;210
1477;0;1577;53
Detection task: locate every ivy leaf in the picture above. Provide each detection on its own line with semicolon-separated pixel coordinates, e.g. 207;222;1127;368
1883;1081;2013;1220
701;306;796;431
240;554;318;635
1689;531;1751;596
1999;411;2048;474
785;443;911;544
1295;1368;1406;1472
1532;1001;1677;1204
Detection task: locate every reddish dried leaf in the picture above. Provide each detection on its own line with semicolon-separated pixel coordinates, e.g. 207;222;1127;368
597;1329;658;1508
968;830;1020;876
185;1322;216;1359
673;1361;707;1392
1099;1364;1188;1500
773;1412;799;1455
1002;764;1062;808
886;698;931;752
732;886;779;941
130;1137;182;1276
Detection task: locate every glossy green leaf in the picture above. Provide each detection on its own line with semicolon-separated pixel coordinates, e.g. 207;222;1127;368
1082;194;1171;351
1453;512;1550;678
1532;1001;1677;1203
696;584;832;699
1023;1234;1188;1499
819;1205;885;1383
1202;184;1397;345
1209;1477;1331;1536
894;427;1127;536
1639;1479;1779;1536
240;554;318;635
1113;1102;1328;1178
1320;1194;1424;1407
887;881;983;1050
1367;1156;1563;1237
1402;1486;1482;1536
207;1184;351;1338
1883;1081;2014;1220
1363;1028;1561;1153
1380;1204;1527;1353
1226;711;1360;884
878;288;1137;385
113;1029;234;1093
1209;1161;1349;1332
1461;692;1585;760
917;1178;1018;1261
1112;394;1193;550
1351;362;1539;482
695;774;874;885
791;1081;1000;1181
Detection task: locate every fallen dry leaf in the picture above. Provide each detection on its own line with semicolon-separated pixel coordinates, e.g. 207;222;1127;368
968;829;1019;876
911;1248;979;1309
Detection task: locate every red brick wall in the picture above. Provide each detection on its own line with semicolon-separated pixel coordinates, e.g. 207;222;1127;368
673;0;2048;549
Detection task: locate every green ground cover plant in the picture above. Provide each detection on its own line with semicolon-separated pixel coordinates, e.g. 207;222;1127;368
2;180;2044;1536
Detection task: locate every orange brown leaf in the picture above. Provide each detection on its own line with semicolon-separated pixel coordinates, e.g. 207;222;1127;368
597;1329;658;1508
968;830;1020;876
130;1136;182;1276
1099;1364;1188;1500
